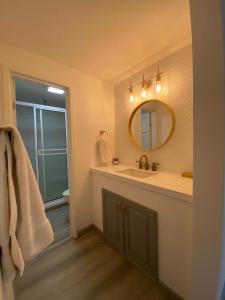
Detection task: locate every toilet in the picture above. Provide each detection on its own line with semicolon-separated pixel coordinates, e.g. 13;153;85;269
63;189;70;203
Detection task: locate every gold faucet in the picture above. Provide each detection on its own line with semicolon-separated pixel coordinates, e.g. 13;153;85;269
136;154;149;170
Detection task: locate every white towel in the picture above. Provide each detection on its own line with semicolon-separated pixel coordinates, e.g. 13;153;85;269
0;126;54;300
98;133;112;163
0;132;16;300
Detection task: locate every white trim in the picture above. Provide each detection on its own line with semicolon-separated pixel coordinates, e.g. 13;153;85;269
40;109;47;202
113;38;192;84
12;72;67;93
65;110;69;157
8;70;77;238
33;107;39;185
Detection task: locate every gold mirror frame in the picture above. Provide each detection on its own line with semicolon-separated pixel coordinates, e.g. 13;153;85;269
128;99;175;151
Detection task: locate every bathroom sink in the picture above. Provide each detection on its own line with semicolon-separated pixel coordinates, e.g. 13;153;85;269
117;168;157;179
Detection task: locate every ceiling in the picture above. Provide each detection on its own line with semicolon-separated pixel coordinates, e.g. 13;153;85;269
0;0;191;82
15;77;66;108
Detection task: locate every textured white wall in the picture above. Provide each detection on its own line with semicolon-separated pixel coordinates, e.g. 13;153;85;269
0;43;115;232
115;45;193;174
218;3;225;300
190;0;225;299
0;64;3;124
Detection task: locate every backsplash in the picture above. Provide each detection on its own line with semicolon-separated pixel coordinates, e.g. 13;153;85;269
115;45;193;174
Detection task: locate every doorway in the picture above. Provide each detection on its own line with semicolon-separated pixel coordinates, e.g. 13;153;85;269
13;75;70;244
140;109;157;149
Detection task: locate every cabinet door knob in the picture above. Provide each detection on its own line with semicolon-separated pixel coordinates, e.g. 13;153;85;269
116;202;123;211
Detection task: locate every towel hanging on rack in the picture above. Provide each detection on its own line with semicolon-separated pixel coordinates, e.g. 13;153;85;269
98;130;112;163
0;125;54;300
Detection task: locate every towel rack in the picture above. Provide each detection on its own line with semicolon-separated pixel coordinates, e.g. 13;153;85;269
99;130;108;137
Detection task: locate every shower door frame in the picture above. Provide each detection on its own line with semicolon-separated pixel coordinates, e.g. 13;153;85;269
16;100;68;203
10;72;77;238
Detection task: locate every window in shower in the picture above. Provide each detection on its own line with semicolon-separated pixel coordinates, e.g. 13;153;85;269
14;76;69;204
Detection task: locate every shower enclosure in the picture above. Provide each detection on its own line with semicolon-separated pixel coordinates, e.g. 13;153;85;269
16;101;68;203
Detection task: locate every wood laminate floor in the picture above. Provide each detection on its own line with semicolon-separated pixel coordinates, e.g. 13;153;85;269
15;230;172;300
46;203;70;244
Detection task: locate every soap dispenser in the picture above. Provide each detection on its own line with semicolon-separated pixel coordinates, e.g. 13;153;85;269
152;162;160;171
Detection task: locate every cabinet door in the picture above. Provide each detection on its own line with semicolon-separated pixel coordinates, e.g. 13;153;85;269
102;189;124;254
123;199;158;280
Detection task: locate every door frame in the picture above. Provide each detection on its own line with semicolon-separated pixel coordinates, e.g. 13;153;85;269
10;72;77;238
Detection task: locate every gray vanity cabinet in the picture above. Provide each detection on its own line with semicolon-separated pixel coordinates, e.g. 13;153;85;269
123;199;158;279
102;189;124;254
102;189;158;280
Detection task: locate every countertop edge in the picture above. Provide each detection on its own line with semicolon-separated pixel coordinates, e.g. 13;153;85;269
90;167;193;204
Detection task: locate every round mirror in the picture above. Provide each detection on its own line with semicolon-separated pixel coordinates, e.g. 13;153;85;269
129;100;175;150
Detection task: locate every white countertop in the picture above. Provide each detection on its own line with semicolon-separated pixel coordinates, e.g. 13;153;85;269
90;165;193;203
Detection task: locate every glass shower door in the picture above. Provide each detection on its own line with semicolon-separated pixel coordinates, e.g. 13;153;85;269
37;109;68;202
16;102;68;203
16;105;38;178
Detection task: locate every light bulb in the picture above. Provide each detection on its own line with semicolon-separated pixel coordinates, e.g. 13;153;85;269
156;66;162;93
141;88;147;98
156;81;162;93
129;80;135;103
130;94;135;102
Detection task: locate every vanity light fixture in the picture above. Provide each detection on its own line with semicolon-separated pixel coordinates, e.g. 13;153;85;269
47;86;65;95
156;66;162;93
141;75;152;98
129;81;135;102
128;66;164;102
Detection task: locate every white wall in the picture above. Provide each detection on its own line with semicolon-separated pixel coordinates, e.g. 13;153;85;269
115;45;193;174
219;4;225;299
0;64;3;123
0;43;115;233
190;0;225;299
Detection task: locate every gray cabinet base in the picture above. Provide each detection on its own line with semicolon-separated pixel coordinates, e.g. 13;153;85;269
102;189;158;279
102;189;184;300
